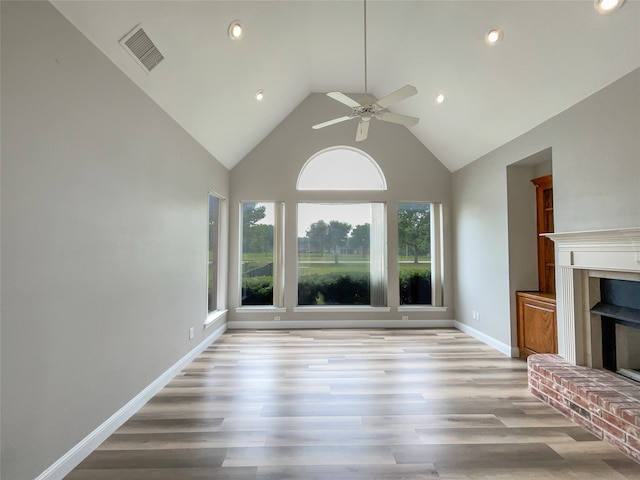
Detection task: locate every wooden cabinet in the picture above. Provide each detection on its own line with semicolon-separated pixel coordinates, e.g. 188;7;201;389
517;174;557;358
517;292;557;357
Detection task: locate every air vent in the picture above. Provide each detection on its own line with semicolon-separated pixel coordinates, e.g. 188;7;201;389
119;25;164;72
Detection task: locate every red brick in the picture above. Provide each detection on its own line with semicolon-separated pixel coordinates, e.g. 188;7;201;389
569;392;593;412
560;375;590;389
625;432;640;452
610;402;640;417
548;396;572;417
601;410;640;437
540;383;566;404
573;382;602;396
530;388;546;402
593;415;627;441
598;395;637;411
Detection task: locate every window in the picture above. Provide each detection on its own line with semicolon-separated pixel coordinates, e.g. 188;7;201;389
208;194;221;313
398;202;442;306
297;202;386;306
297;147;386;191
241;202;284;306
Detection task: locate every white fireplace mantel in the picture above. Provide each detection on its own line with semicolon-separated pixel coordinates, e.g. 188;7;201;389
545;227;640;365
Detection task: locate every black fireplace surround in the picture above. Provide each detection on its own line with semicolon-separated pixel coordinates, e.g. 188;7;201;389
591;278;640;373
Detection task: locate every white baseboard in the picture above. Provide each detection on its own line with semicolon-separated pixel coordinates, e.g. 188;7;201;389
454;321;519;357
36;323;227;480
228;319;455;329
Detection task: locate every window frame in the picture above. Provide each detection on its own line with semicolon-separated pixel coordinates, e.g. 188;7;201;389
206;192;227;326
297;146;387;191
295;201;389;309
237;201;285;310
397;201;445;311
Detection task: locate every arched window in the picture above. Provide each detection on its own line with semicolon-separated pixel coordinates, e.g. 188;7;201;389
297;147;387;191
295;147;388;308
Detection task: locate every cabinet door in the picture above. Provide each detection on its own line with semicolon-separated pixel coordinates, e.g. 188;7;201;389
517;294;557;357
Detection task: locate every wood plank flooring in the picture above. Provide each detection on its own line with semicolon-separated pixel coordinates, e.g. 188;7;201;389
66;328;640;479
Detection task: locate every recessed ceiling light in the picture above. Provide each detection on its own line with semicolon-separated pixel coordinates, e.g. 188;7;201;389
228;20;243;40
254;89;264;101
435;93;446;104
594;0;625;13
486;28;503;45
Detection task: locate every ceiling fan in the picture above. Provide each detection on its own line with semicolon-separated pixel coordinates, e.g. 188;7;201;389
312;0;419;142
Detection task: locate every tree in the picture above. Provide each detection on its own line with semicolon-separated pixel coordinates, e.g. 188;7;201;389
248;224;274;254
350;223;370;256
242;203;267;253
305;220;328;256
327;220;352;264
242;203;266;228
398;204;430;263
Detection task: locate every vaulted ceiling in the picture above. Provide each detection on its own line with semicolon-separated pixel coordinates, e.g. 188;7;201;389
51;1;640;172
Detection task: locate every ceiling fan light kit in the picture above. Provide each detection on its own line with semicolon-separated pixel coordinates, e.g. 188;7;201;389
312;0;419;142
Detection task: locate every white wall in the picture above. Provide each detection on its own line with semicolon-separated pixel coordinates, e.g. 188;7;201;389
453;68;640;351
1;2;229;479
229;92;454;325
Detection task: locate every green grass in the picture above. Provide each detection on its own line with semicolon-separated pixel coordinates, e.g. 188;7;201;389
242;251;431;276
242;252;274;262
299;262;369;276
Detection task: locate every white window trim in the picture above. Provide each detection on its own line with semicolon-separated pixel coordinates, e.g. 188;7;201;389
294;306;391;313
235;306;287;314
206;192;227;324
239;201;285;308
205;309;228;328
397;201;444;308
397;306;448;313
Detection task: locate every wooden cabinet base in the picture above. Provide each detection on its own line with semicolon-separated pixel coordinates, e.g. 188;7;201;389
516;291;557;358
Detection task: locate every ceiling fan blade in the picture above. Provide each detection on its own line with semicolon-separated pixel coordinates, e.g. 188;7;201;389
374;84;418;109
327;92;362;109
312;115;353;129
377;111;419;127
355;119;370;142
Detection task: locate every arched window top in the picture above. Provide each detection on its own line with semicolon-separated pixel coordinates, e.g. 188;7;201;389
297;147;387;191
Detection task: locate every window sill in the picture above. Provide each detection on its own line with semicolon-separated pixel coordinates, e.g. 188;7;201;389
235;306;287;314
397;306;448;312
293;306;392;313
205;309;228;328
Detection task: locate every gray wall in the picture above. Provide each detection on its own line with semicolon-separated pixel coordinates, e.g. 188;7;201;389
229;92;453;323
1;2;229;479
453;68;640;349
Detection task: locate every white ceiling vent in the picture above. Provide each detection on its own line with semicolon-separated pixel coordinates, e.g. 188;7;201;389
119;25;164;72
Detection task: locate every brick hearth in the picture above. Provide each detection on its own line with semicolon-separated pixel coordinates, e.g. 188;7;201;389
528;353;640;463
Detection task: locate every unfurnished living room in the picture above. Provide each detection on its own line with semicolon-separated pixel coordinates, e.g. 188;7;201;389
1;1;640;479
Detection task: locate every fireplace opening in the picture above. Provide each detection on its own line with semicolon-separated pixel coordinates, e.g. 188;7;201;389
591;278;640;381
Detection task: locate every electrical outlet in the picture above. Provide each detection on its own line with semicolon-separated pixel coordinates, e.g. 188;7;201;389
189;327;195;339
402;315;409;321
274;316;281;321
477;312;480;321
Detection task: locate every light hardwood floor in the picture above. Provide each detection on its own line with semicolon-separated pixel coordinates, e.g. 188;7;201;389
67;328;640;479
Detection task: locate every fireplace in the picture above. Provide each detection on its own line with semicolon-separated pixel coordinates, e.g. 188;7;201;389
544;227;640;366
527;227;640;463
591;277;640;379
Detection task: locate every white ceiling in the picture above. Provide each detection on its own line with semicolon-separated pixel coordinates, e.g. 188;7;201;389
52;0;640;172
